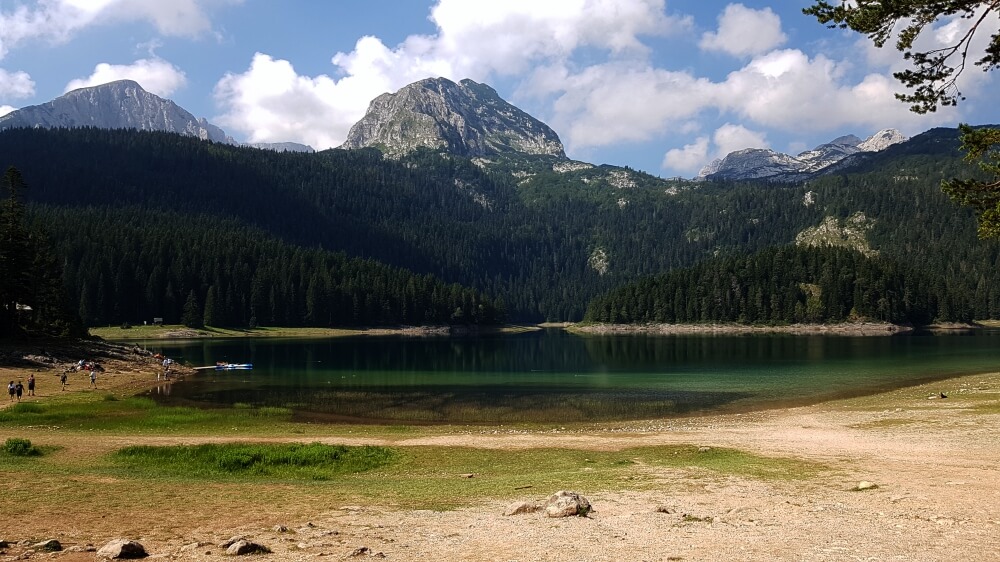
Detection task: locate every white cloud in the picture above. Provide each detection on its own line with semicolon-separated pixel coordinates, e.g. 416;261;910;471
214;53;363;149
700;4;786;57
0;0;236;59
662;136;709;172
0;68;35;101
713;49;954;133
0;105;16;117
64;58;187;97
214;0;693;147
661;123;769;174
713;122;768;154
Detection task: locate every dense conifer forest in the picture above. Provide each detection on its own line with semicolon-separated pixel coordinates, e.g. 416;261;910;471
1;126;998;328
584;245;952;325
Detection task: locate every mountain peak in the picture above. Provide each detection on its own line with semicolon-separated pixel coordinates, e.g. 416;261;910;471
340;77;566;158
0;80;232;143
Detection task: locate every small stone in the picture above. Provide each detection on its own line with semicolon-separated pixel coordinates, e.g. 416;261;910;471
219;536;245;549
225;540;271;556
698;446;712;452
504;501;540;516
350;546;372;557
273;525;289;533
31;539;62;552
459;473;475;478
856;481;878;491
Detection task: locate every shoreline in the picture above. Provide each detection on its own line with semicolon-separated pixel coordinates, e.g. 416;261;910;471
87;323;540;340
3;338;1000;559
568;321;986;336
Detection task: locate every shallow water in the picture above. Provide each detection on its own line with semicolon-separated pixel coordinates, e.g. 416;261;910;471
141;329;1000;423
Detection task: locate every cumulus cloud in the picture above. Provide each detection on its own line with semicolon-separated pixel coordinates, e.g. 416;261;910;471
214;53;362;149
65;58;187;97
662;136;709;172
213;0;693;148
662;123;769;174
0;105;15;117
0;0;236;58
700;4;786;57
0;68;35;101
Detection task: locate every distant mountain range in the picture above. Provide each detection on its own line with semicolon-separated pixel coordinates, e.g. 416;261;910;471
1;77;915;182
697;129;908;182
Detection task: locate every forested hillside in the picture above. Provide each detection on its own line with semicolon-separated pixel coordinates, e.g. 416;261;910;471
2;126;998;326
584;245;951;325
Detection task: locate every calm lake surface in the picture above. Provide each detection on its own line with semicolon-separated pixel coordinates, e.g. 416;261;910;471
141;329;1000;423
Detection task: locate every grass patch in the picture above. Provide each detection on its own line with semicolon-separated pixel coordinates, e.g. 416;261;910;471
642;445;822;481
2;437;41;457
0;396;298;433
110;442;398;481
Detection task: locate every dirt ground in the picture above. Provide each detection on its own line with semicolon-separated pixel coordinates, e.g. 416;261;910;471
2;341;1000;561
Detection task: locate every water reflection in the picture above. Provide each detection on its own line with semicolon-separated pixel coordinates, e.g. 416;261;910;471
141;329;1000;423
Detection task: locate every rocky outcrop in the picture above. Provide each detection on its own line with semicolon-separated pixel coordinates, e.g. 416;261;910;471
340;77;565;159
0;80;232;143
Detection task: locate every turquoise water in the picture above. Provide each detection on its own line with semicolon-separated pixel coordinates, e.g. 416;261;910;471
141;329;1000;423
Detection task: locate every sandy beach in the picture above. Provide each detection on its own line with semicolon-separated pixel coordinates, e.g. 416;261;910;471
2;340;999;561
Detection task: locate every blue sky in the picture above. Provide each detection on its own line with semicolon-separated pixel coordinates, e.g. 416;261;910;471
1;1;997;177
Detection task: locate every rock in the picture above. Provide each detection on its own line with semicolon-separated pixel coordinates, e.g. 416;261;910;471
96;539;148;559
219;536;245;548
272;525;289;533
856;481;878;491
459;473;475;478
350;546;372;557
544;490;592;518
698;446;712;453
0;539;8;548
31;539;62;551
504;501;540;516
655;505;676;514
225;540;271;556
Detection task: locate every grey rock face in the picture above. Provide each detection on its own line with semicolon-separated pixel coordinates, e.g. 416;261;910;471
0;80;232;143
340;77;565;158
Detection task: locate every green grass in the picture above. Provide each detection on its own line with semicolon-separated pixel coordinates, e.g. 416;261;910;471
0;396;297;433
109;442;398;481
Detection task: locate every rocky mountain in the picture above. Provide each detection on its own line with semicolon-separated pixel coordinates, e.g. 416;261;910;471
698;129;907;182
0;80;233;143
339;77;566;158
244;141;314;153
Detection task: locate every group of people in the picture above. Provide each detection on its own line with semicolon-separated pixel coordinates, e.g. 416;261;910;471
6;375;35;401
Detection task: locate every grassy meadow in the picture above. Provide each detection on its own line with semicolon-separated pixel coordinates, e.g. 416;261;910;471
0;387;825;533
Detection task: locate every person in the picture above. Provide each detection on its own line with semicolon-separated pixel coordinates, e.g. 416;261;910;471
7;381;14;401
90;369;97;388
27;374;35;396
15;380;23;401
60;371;68;390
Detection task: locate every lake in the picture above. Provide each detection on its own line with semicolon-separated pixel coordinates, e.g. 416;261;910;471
140;329;1000;424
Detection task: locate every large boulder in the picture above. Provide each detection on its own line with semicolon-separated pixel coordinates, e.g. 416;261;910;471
97;539;148;559
544;490;592;518
31;539;62;551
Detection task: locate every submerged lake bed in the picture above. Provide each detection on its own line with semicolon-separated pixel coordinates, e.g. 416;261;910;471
140;329;1000;424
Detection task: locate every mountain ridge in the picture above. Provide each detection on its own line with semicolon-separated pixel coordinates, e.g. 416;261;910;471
698;129;908;182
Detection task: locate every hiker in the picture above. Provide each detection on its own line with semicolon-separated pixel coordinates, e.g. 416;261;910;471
15;381;23;401
7;381;14;401
60;371;68;390
90;369;97;388
27;374;35;396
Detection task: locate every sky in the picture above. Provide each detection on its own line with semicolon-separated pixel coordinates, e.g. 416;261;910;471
1;0;998;178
